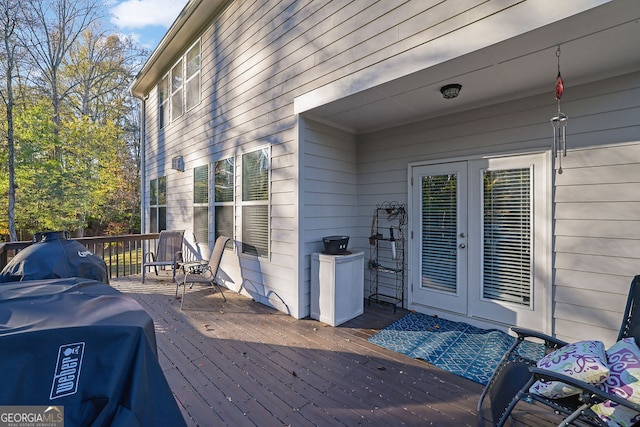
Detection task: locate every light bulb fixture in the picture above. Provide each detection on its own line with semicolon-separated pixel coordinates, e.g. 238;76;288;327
171;155;185;172
440;83;462;99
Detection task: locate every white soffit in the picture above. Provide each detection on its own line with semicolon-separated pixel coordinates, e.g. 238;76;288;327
295;0;640;133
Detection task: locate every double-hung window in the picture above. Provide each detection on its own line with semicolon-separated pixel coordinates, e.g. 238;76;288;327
149;176;167;232
214;158;234;243
158;40;201;128
241;148;269;257
193;165;209;245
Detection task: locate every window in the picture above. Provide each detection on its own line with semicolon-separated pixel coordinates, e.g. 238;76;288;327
159;76;169;129
241;148;269;257
185;42;201;111
193;165;209;245
171;59;184;119
157;40;201;127
150;176;167;232
214;158;234;242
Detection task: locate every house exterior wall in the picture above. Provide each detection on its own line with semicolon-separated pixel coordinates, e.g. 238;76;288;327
143;0;578;319
136;0;632;326
299;118;358;313
354;71;640;345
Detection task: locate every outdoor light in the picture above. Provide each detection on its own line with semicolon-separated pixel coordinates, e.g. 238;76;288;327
440;83;462;99
171;155;185;172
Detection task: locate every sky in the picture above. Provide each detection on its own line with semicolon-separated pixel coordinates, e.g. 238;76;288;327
109;0;190;51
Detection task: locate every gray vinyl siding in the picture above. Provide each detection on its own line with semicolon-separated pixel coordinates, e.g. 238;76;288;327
355;71;640;344
140;0;637;326
300;119;358;314
143;0;535;318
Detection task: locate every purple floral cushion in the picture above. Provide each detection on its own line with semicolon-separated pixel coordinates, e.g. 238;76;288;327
529;340;610;399
592;338;640;427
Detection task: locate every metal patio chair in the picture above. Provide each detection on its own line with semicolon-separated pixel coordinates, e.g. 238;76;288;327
174;235;230;309
478;275;640;427
142;230;185;284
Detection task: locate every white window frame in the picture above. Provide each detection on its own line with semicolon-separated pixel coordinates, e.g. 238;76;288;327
149;175;167;232
157;39;201;128
214;157;235;245
240;146;270;258
193;164;209;245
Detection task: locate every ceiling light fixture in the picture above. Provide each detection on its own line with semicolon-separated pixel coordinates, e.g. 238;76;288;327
440;83;462;99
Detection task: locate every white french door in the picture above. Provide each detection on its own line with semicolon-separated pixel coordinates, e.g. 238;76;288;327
410;153;550;331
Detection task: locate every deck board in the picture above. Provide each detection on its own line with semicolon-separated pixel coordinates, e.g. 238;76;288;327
112;273;563;426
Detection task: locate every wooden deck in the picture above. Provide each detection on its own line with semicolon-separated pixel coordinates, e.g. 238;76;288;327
111;273;561;427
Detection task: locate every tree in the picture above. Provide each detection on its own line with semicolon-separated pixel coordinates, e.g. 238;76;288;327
0;0;144;240
0;0;22;241
18;0;104;153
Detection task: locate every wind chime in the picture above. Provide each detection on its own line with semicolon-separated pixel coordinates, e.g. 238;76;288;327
551;46;568;174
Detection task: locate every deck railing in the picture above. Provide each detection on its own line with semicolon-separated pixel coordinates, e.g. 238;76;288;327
0;233;203;280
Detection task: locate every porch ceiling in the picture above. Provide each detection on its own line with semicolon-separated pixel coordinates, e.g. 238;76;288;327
300;1;640;134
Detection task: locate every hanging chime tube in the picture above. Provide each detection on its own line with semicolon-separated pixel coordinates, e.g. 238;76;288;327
551;47;568;174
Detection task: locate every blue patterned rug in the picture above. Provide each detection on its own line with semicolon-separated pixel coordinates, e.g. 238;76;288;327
368;312;544;385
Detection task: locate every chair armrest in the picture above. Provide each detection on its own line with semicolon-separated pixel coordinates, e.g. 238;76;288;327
512;327;568;350
178;260;208;268
143;251;156;263
529;366;640;412
173;250;183;265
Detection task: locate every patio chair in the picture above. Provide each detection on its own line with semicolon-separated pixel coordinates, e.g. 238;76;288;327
478;275;640;427
142;230;185;284
174;235;230;309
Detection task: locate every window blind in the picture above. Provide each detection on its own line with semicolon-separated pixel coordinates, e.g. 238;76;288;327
215;206;233;241
242;205;268;257
193;206;208;244
482;168;531;305
421;174;458;293
242;149;269;256
215;158;234;202
242;149;269;201
194;165;208;204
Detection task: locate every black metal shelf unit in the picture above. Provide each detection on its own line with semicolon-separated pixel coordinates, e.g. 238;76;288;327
368;202;407;312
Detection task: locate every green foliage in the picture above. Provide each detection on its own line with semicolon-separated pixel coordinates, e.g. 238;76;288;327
7;85;140;237
0;2;144;240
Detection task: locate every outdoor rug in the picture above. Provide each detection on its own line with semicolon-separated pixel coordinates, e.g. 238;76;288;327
368;312;544;385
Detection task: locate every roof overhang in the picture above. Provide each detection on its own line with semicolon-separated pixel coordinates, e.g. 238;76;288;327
130;0;227;98
295;0;640;133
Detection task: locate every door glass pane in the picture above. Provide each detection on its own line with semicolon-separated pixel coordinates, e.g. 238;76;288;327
482;168;531;305
421;174;458;293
